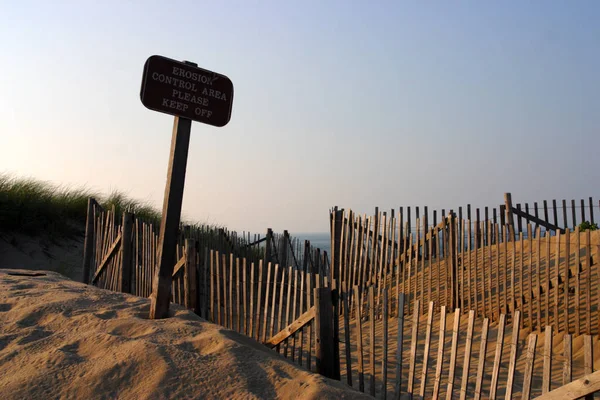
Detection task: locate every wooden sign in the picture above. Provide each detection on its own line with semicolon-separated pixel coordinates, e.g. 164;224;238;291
140;55;234;127
142;55;234;319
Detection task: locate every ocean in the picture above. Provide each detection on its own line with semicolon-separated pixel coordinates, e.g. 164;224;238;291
294;232;331;254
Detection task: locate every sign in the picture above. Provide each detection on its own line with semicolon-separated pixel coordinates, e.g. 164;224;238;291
140;55;234;127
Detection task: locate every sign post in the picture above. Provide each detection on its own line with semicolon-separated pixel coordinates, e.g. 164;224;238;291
140;55;233;319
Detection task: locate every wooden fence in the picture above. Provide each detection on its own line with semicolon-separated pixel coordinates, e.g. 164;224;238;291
365;194;598;251
330;205;600;336
83;195;600;398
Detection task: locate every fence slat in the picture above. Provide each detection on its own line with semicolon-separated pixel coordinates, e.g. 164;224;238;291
473;318;489;400
381;289;389;400
563;334;572;386
489;313;505;400
575;227;581;336
395;293;405;399
283;266;293;356
521;333;538;400
369;287;376;397
343;292;352;386
584;335;593;400
459;310;475;400
433;305;447;400
445;308;461;400
564;230;570;334
543;325;553;393
354;286;365;393
419;301;435;399
506;310;521;399
408;299;421;398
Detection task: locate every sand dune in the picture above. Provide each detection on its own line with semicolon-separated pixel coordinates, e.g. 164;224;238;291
0;269;368;399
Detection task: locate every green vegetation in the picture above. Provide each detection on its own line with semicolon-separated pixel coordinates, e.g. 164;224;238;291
578;221;598;231
0;173;162;238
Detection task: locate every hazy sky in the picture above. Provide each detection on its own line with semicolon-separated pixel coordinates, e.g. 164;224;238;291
1;1;599;234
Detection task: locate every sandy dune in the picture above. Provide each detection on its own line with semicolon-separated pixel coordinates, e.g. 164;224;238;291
0;269;369;400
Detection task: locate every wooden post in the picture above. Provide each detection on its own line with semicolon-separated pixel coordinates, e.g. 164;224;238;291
314;287;336;379
82;198;99;284
449;213;458;309
149;113;193;319
119;212;134;293
185;239;197;312
280;230;289;269
331;209;343;282
504;193;515;241
264;228;273;263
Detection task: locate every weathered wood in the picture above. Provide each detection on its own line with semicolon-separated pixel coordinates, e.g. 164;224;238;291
119;213;134;293
342;292;352;386
355;286;365;392
433;306;447;400
260;262;272;341
584;335;594;400
522;333;538;400
419;301;435;399
394;293;405;399
269;264;279;339
228;255;234;330
92;233;122;284
185;239;197;312
331;279;341;380
533;369;600;400
575;227;581;335
283;266;293;356
381;289;389;400
314;287;336;379
171;255;186;277
560;229;569;333
563;334;572;386
535;228;542;331
584;229;592;334
149;115;193;319
276;265;287;352
473;318;489;400
331;210;344;283
584;334;593;374
489;313;505;400
542;326;553;393
505;193;515;240
459;310;475;400
235;257;241;331
369;287;376;396
512;206;563;234
446;308;461;400
264;306;315;347
467;221;472;312
408;299;421;398
506;310;521;399
210;250;216;322
306;270;313;371
255;261;264;341
510;228;516;313
82;198;99;284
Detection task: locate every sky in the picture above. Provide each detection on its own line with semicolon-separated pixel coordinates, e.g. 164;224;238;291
1;1;599;234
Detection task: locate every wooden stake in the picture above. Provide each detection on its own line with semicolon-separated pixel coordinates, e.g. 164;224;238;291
150;115;193;319
473;318;489;400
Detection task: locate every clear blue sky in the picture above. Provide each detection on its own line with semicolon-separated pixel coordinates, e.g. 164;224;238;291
1;1;599;234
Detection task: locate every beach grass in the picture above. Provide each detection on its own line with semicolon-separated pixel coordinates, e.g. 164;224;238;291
0;174;164;238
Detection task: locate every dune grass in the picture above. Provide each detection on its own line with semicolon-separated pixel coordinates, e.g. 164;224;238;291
0;174;164;238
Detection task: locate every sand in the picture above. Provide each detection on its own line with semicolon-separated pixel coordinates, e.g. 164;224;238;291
0;233;83;281
0;269;369;400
